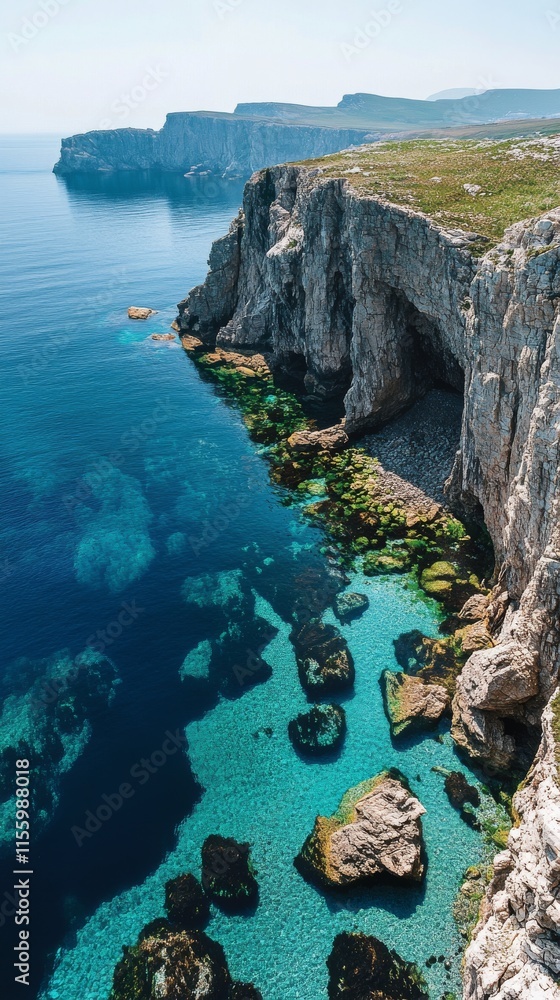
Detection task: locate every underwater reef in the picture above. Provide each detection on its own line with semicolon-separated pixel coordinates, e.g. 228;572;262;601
0;647;118;855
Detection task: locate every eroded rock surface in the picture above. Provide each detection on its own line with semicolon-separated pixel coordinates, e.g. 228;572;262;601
296;772;425;888
464;695;560;1000
382;670;450;737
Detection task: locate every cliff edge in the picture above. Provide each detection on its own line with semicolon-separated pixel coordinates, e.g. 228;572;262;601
178;138;560;998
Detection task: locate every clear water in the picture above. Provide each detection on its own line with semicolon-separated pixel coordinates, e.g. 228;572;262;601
0;137;486;1000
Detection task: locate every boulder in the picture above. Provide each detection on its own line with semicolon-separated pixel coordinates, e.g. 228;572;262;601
181;334;204;351
296;771;426;888
288;704;346;756
201;835;258;912
164;873;210;929
327;932;428;1000
151;333;176;341
442;770;481;810
287;424;349;453
333;591;369;622
291;620;355;694
110;927;232;1000
382;670;449;738
128;306;157;320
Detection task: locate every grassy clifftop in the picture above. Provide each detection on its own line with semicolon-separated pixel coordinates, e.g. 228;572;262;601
299;133;560;243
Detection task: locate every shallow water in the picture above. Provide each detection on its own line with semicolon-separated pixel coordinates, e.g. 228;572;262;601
0;137;488;999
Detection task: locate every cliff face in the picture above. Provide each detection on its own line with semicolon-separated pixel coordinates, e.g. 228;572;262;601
53;113;375;177
178;165;560;999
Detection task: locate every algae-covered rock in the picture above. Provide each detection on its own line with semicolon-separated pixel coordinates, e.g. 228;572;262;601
333;591;370;622
420;560;459;598
363;548;412;576
296;771;426;889
201;835;258;912
291;620;355;694
327;932;429;1000
393;630;462;693
382;670;449;738
164;873;210;929
110;926;232;1000
288;704;346;756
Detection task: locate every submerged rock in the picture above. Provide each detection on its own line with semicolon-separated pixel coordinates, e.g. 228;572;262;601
333;591;369;622
291;620;355;694
288;704;346;756
363;548;413;576
164;873;210;929
111;926;237;1000
382;669;450;737
296;771;426;888
443;771;481;810
128;306;157;320
201;835;258;912
327;932;429;1000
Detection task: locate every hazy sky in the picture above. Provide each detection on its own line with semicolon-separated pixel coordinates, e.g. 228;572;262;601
1;0;559;135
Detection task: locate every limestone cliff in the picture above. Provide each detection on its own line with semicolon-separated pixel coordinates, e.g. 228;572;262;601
178;164;560;998
53;113;375;177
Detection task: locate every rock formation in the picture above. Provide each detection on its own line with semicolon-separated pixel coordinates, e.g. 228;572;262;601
164;873;210;930
110;924;260;1000
288;704;346;756
382;670;450;737
291;620;355;694
54;113;375;178
326;932;428;1000
201;835;259;912
178;161;560;998
333;591;370;622
296;771;425;888
464;696;560;999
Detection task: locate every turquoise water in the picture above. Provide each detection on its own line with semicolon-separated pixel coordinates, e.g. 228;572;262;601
0;136;487;999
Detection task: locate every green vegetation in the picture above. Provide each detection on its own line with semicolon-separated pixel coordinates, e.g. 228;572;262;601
300;134;560;243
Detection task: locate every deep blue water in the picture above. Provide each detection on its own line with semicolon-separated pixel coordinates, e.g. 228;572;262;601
0;137;493;1000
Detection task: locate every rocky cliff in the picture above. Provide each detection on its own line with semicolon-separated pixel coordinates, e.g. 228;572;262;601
178;163;560;998
53;112;375;177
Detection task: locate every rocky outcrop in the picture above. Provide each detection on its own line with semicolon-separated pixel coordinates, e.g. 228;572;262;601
296;771;425;888
327;932;428;1000
164;873;210;930
178;161;560;1000
288;704;346;756
178;163;560;764
54;113;375;177
291;620;355;694
382;670;450;737
464;695;560;1000
201;835;258;912
333;591;370;622
110;924;260;1000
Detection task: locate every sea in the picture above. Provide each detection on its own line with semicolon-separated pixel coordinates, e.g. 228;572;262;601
0;135;488;999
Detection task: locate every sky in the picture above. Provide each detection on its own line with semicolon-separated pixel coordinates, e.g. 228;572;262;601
1;0;559;135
